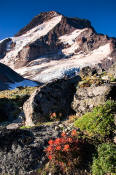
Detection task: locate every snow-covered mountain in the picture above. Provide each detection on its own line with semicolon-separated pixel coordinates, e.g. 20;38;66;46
0;11;116;83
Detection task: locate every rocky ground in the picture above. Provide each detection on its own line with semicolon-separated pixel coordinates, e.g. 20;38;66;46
0;121;75;175
0;66;116;175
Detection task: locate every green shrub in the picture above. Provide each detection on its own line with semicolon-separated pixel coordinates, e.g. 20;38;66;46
92;143;116;175
74;101;116;141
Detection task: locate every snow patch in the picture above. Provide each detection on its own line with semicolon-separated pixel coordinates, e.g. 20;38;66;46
59;28;87;45
62;42;80;56
7;79;38;90
15;43;111;83
59;28;87;56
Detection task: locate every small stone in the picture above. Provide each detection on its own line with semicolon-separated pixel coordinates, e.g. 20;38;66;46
59;124;64;128
6;123;20;129
54;126;59;131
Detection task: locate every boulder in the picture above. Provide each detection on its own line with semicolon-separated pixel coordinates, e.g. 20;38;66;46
23;77;80;126
6;113;24;129
72;83;116;116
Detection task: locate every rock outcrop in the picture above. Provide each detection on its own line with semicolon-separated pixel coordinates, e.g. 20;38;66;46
0;123;60;175
23;76;80;126
107;61;116;78
0;38;12;58
72;83;116;116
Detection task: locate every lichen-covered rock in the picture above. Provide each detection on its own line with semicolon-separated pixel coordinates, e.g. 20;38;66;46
72;83;116;115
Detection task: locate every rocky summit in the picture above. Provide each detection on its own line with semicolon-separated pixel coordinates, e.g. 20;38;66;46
0;10;116;175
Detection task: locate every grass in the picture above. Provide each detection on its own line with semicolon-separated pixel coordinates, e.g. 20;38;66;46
20;121;54;129
0;86;37;107
78;75;103;88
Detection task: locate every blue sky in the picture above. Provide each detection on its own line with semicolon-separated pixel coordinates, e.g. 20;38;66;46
0;0;116;40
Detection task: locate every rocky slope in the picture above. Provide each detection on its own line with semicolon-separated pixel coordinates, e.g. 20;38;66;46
0;63;39;90
0;73;116;174
0;124;60;175
0;11;116;83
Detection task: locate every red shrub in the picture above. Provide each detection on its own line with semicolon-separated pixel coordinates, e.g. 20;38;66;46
45;130;84;174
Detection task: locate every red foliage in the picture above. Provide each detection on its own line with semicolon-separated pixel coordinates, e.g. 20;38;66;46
45;130;83;173
48;140;54;145
61;132;66;137
63;144;70;151
56;146;61;150
48;155;52;160
46;146;52;152
49;112;57;120
71;129;77;136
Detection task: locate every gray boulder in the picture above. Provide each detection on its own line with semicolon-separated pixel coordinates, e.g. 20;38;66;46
72;83;116;116
23;77;80;126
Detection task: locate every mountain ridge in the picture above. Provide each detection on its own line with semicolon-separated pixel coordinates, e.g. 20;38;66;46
0;11;116;83
15;11;93;37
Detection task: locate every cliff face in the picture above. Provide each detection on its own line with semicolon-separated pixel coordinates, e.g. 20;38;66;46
0;11;116;83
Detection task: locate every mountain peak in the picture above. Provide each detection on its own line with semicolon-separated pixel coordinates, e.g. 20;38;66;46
1;11;116;84
38;11;60;17
15;11;61;37
15;11;92;37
